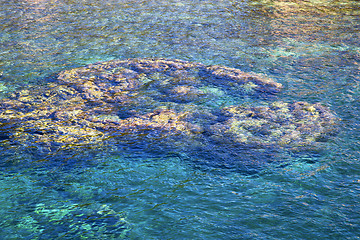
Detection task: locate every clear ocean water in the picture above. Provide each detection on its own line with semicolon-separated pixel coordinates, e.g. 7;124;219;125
0;0;359;239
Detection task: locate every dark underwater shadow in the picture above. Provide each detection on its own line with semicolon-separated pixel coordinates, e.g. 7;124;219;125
0;123;331;178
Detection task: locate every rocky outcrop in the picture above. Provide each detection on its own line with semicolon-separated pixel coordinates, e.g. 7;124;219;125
0;58;338;154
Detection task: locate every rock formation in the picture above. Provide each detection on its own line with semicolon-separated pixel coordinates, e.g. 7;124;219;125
0;58;338;155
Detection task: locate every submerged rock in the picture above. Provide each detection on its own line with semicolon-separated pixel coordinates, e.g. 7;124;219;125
0;58;338;155
204;64;283;94
16;203;130;239
210;101;338;150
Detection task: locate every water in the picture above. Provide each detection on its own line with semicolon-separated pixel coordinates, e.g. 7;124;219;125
0;0;359;239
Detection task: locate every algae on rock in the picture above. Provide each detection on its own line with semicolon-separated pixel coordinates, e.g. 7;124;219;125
0;58;338;156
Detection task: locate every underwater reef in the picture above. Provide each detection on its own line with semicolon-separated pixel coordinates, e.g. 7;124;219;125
0;58;338;154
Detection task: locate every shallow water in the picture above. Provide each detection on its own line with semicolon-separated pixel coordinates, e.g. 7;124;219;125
0;0;359;239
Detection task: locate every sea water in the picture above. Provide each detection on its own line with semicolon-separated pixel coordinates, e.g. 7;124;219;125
0;0;359;239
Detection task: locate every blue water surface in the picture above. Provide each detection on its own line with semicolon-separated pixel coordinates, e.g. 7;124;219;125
0;0;359;239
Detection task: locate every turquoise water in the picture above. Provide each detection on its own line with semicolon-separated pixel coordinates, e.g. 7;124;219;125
0;0;359;239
